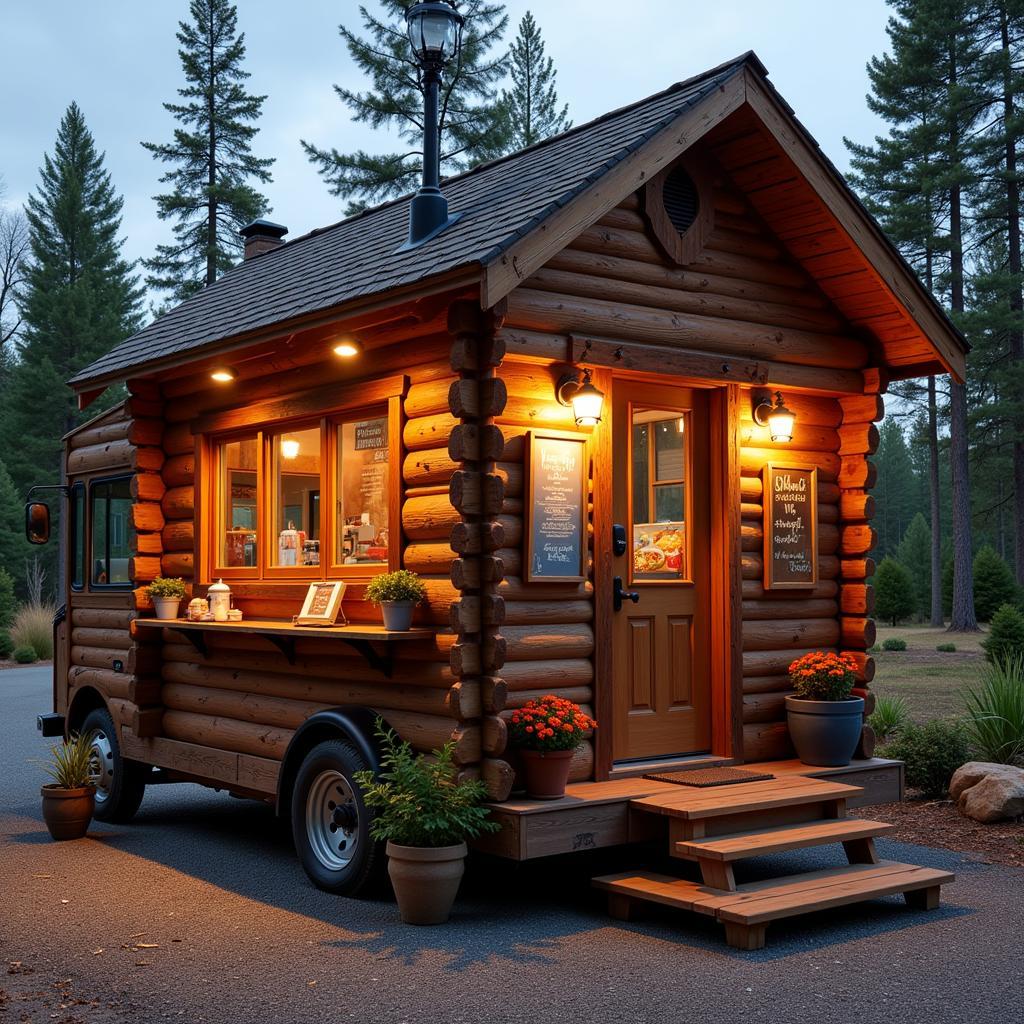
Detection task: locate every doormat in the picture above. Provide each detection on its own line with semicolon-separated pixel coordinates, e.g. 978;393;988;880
643;767;775;788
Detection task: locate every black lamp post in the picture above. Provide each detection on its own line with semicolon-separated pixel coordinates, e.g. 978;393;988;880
404;1;464;248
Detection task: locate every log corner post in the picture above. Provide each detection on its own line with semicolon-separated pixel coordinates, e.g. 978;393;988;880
447;300;512;798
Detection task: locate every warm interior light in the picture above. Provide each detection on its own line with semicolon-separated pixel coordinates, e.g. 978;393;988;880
280;438;301;460
333;338;362;358
753;390;796;444
210;367;237;383
677;417;685;434
556;367;604;427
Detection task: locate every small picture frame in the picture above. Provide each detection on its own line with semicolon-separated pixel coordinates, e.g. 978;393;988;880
296;581;347;626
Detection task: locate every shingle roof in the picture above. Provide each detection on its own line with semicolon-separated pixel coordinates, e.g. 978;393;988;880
71;53;754;388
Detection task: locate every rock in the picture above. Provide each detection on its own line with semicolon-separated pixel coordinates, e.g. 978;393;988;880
949;761;1002;801
951;762;1024;824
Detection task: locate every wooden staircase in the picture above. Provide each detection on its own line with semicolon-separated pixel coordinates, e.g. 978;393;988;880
592;775;953;950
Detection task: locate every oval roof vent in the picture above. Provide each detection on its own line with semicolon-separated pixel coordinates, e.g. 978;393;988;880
644;158;711;266
663;167;700;236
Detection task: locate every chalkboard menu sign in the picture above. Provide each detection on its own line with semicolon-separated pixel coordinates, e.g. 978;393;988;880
763;463;818;590
526;432;587;582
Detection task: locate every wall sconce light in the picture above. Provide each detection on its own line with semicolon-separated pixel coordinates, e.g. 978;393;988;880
556;367;604;427
210;367;237;383
280;438;301;460
752;389;796;443
333;337;362;358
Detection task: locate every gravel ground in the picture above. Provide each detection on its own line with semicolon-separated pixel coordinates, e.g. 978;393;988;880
2;666;1022;1024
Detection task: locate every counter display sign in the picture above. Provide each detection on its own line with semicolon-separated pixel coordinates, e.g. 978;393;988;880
526;432;587;583
763;463;818;590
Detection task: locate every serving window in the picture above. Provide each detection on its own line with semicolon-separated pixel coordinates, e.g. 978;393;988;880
206;401;397;582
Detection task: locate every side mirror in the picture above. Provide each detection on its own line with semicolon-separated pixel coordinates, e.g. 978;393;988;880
25;502;51;545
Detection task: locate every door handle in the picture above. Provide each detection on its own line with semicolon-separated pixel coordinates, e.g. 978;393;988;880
613;576;640;612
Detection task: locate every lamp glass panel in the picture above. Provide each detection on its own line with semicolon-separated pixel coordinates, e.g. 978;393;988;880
769;410;795;442
409;9;457;57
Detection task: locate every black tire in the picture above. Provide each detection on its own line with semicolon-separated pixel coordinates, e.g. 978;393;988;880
290;738;383;896
81;708;148;823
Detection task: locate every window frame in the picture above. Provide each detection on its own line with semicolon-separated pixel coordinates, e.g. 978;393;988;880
201;394;402;587
69;482;86;592
87;474;135;591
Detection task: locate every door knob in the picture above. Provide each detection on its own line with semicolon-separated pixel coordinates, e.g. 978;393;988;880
613;576;640;612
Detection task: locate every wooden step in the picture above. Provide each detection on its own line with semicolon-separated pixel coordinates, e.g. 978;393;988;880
673;818;894;862
593;861;954;950
630;775;862;821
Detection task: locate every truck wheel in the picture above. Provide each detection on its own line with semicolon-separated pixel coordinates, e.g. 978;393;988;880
291;738;382;896
81;708;148;823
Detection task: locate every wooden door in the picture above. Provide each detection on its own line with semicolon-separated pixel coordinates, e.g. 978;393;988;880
611;381;711;762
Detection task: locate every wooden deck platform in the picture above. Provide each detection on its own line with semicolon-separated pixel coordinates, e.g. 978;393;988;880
475;757;903;861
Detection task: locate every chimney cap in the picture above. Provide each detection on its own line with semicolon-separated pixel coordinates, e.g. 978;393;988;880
240;219;288;241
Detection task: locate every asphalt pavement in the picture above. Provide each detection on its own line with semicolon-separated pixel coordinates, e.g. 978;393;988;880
1;665;1021;1024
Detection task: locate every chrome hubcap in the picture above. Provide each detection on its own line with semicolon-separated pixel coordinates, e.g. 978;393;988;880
306;770;360;871
88;729;114;803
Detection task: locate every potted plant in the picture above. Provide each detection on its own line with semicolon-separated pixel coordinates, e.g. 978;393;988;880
509;695;597;799
785;651;865;767
148;576;187;619
40;732;96;840
364;570;427;631
354;721;499;925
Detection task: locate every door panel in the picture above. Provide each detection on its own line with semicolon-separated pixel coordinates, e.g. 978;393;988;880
611;381;711;762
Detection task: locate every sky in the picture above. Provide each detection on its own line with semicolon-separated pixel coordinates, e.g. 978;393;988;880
0;0;895;296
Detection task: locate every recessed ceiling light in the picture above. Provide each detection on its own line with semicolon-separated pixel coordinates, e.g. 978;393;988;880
210;367;237;383
333;338;362;358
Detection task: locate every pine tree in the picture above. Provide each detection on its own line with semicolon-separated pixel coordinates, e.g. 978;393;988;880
143;0;274;301
873;418;922;559
3;103;142;582
897;512;933;618
0;459;33;590
302;1;509;214
501;12;570;149
972;544;1019;619
875;556;918;626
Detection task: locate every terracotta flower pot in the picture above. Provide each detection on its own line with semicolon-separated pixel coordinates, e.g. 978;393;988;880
519;748;574;799
785;695;865;767
152;597;181;620
379;601;415;631
41;784;95;841
386;841;467;925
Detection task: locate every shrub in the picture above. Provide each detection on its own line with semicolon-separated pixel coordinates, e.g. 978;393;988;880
881;720;970;798
869;694;911;743
0;568;15;628
9;603;56;660
508;695;597;751
788;651;857;700
981;603;1024;665
41;733;94;790
365;570;427;605
353;721;499;848
0;630;12;659
147;576;186;599
972;546;1018;622
962;655;1024;766
13;644;38;664
882;638;907;652
874;557;917;626
936;643;957;653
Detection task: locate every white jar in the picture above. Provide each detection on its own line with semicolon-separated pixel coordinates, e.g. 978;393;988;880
208;579;232;622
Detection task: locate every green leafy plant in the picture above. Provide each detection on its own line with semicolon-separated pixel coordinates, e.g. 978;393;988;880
874;556;917;626
148;576;187;599
354;721;499;848
0;568;15;628
365;570;427;606
881;720;970;798
41;733;95;790
0;630;13;659
788;651;857;701
509;695;597;752
10;603;55;660
882;638;907;652
981;603;1024;665
972;546;1019;622
868;694;911;743
962;655;1024;766
936;643;957;653
13;644;38;664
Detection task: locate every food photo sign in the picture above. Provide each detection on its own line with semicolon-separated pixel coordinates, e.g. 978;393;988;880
526;432;587;582
762;463;818;589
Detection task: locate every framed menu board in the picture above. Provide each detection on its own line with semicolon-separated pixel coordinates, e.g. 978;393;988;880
762;463;818;590
526;431;587;583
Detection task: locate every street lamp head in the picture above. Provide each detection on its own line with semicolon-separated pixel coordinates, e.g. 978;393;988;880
406;1;464;67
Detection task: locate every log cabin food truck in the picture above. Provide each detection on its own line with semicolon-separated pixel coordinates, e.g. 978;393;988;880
29;52;966;948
